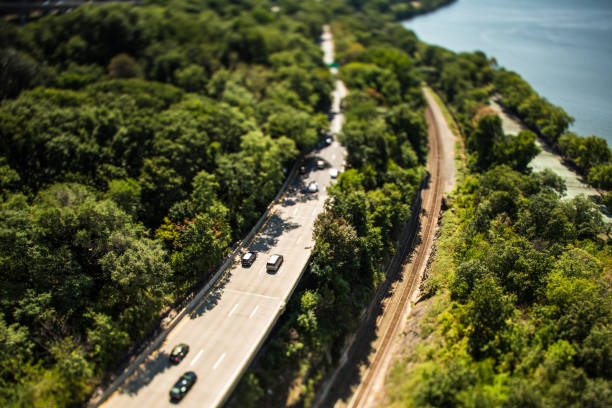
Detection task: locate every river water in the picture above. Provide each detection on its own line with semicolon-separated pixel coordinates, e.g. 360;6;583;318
403;0;612;146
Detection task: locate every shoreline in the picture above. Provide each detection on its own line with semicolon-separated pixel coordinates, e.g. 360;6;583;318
488;99;611;222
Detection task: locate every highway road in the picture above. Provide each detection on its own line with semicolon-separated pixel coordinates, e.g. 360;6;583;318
99;25;346;408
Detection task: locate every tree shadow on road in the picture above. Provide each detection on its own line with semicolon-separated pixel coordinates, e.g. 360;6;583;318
190;213;300;318
249;213;300;253
282;180;321;205
190;278;228;318
119;349;173;396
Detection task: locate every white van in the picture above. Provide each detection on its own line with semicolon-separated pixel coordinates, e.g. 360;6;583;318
266;254;284;272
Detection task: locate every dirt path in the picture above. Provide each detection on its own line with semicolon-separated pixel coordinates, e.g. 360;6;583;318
317;88;456;408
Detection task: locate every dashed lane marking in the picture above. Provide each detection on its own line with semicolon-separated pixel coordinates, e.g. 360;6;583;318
213;352;226;370
228;303;239;317
249;305;259;319
190;349;203;367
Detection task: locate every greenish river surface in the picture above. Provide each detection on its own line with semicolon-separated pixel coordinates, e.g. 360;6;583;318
404;0;612;145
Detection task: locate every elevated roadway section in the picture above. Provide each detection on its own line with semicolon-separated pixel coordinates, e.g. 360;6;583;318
97;25;346;408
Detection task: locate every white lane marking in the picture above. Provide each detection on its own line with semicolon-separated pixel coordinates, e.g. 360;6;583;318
293;207;299;215
213;352;226;370
296;236;302;244
190;349;203;367
225;288;281;300
249;305;259;319
229;303;239;317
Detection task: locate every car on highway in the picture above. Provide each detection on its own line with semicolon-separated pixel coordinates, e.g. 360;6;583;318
169;343;189;364
307;182;318;193
317;159;325;169
299;165;307;174
266;254;284;272
325;136;333;145
329;168;339;178
169;371;197;401
242;251;257;267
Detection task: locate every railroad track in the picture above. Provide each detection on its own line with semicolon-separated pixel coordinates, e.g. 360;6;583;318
346;98;445;408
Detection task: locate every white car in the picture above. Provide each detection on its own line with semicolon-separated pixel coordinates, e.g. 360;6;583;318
329;168;338;178
308;182;318;193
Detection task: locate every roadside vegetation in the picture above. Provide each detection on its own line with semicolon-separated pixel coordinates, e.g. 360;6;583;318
420;43;612;208
0;1;337;405
2;0;609;407
230;7;435;407
385;35;612;408
388;167;611;407
0;0;454;405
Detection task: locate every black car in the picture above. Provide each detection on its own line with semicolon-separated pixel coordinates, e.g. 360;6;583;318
242;251;257;267
299;165;307;174
169;371;197;401
169;343;189;364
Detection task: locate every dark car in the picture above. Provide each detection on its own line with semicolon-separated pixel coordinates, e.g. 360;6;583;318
169;343;189;364
169;371;197;401
242;251;257;267
299;165;307;174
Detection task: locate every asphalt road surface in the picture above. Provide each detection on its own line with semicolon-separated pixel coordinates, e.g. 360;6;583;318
99;26;346;408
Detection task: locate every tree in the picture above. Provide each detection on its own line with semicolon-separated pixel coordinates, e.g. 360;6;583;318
0;48;46;100
98;237;172;337
106;178;142;218
588;164;612;190
175;64;207;92
190;170;220;214
107;53;143;79
139;156;185;226
0;313;31;379
559;133;611;172
468;114;503;169
413;361;478;408
86;312;130;370
466;275;513;358
494;129;540;172
450;259;488;302
266;108;319;151
170;203;231;283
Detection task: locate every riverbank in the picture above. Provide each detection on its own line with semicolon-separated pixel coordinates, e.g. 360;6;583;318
402;0;612;146
489;100;611;222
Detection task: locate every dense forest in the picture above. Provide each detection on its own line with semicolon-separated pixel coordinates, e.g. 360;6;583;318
232;17;430;406
0;1;338;405
384;21;612;408
0;0;455;406
1;0;610;407
235;1;612;407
